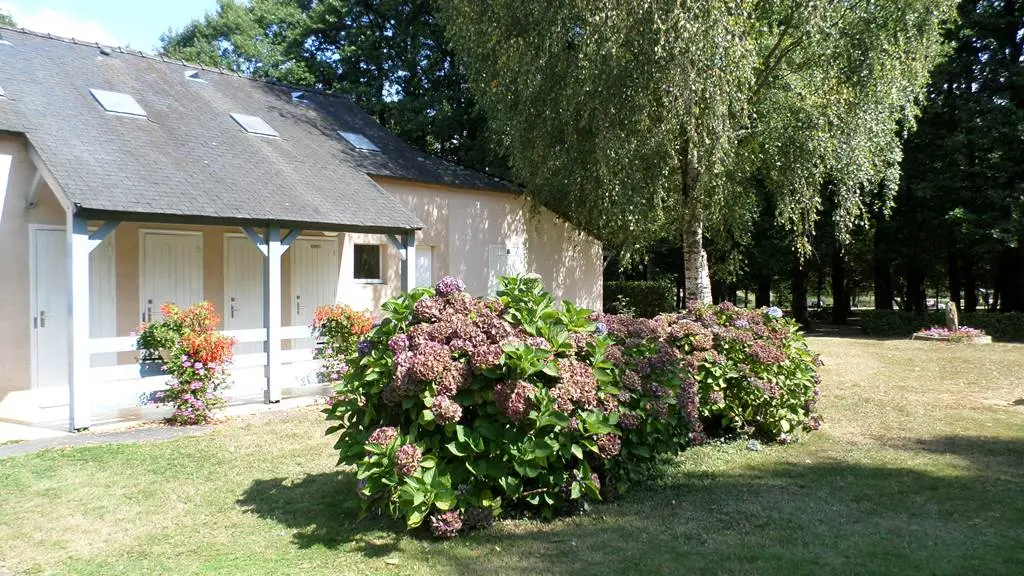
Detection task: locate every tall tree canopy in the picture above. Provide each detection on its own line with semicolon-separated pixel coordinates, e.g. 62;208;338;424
892;0;1024;312
0;10;15;27
160;0;506;176
442;0;955;303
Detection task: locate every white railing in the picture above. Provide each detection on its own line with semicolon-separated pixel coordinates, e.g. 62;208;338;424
86;326;325;411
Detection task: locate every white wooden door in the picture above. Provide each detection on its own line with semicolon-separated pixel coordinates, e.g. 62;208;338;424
291;237;339;348
32;229;69;395
416;246;433;288
224;235;264;355
89;234;117;367
140;232;203;323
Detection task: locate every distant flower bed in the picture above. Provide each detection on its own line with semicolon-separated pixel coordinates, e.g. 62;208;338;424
917;326;986;342
324;276;821;538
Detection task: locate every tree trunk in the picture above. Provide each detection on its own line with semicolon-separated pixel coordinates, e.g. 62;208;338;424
831;245;849;324
948;250;961;311
905;257;927;313
679;146;712;305
755;275;772;308
963;254;978;312
873;229;893;310
791;260;809;327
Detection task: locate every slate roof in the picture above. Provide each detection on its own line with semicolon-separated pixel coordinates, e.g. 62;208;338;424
0;27;515;231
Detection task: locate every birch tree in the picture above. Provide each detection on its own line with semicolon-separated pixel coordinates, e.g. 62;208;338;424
441;0;955;303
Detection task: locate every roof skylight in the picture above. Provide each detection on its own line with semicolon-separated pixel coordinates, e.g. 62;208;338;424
230;113;279;138
89;88;147;117
291;91;308;102
338;131;380;152
184;70;206;82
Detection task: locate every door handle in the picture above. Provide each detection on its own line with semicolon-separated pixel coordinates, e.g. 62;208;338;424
295;296;301;315
230;297;237;319
147;299;153;323
38;310;46;328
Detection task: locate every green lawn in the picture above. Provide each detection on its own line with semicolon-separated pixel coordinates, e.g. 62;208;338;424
1;337;1023;575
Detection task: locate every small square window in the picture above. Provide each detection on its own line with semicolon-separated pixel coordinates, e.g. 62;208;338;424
354;244;383;282
230;113;279;138
90;88;147;117
338;131;380;151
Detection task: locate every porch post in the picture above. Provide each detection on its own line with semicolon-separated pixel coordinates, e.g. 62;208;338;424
264;223;283;403
401;231;417;292
68;213;91;431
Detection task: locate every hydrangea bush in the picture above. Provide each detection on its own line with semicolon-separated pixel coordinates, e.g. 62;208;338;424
325;276;821;538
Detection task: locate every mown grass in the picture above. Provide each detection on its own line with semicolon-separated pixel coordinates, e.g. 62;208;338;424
1;337;1022;575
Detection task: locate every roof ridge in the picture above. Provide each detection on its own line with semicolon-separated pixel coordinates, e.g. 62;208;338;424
0;23;342;100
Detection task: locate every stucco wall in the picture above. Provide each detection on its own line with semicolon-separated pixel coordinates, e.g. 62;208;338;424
378;178;603;310
0;135;66;400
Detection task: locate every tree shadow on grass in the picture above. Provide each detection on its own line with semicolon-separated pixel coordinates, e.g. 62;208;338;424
237;437;1024;574
236;471;409;555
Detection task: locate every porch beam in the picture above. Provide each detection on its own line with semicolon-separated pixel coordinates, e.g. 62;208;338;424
241;226;268;256
27;142;74;214
385;234;406;260
281;228;301;250
68;213;91;431
26;169;43;208
400;231;417;292
87;220;120;252
263;223;284;403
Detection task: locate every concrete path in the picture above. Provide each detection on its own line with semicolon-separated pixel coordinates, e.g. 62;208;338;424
0;423;214;459
0;395;326;459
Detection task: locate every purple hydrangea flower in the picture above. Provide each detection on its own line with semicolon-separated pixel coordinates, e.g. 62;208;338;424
431;395;463;425
367;426;398;447
357;339;373;356
766;306;783;318
493;380;536;421
429;509;463;538
435;275;466;298
594;322;608;337
732;319;750;329
394;444;422;477
596;434;621;459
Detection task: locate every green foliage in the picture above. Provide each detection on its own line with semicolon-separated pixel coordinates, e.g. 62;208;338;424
0;10;14;27
441;0;955;262
603;281;675;318
860;310;1024;341
160;0;508;178
325;276;820;537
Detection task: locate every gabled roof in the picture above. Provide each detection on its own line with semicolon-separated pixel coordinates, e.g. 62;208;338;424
0;27;512;231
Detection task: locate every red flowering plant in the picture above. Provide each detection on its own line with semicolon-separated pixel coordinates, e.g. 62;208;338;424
310;304;374;385
136;302;236;425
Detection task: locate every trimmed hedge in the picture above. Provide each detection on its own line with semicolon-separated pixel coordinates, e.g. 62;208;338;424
859;310;1024;341
604;280;676;318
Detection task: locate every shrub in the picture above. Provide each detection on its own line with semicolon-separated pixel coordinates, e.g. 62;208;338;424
325;278;820;538
311;304;374;384
859;310;1024;341
603;280;676;318
136;302;235;425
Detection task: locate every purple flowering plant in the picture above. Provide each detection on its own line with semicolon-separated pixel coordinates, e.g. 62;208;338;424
324;276;822;538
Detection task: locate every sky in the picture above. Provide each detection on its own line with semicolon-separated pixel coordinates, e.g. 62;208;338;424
0;0;219;52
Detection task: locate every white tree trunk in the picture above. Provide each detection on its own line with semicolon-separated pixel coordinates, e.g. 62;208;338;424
683;204;712;305
680;143;712;306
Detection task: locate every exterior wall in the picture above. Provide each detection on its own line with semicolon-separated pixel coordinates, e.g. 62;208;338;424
350;177;604;311
0;135;66;403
